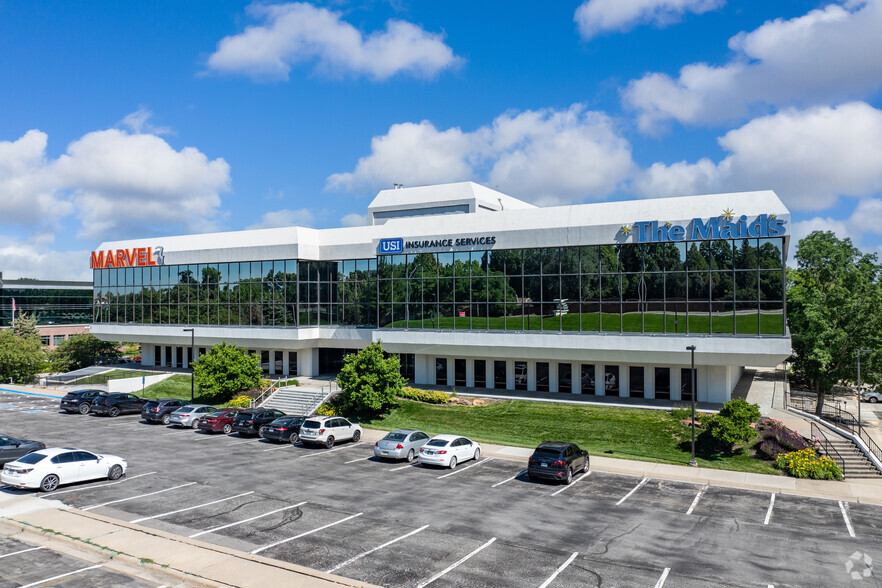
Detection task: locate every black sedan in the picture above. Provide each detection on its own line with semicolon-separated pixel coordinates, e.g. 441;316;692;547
527;441;589;485
0;434;46;465
59;389;106;414
231;409;286;436
259;416;307;443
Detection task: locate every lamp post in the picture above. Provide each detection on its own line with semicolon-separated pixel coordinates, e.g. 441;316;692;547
183;328;195;402
686;345;697;467
857;349;872;437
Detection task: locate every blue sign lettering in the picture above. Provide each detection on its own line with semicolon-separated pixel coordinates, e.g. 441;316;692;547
378;238;403;253
633;214;786;243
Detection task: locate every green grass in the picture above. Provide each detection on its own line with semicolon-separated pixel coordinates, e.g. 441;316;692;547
361;399;779;475
70;369;154;385
140;374;248;407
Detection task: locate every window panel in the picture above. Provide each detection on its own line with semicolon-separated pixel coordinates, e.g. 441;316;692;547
758;238;783;269
760;301;785;335
541;248;559;274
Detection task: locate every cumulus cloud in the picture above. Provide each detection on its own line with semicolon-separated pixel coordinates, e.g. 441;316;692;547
118;107;173;135
574;0;723;40
340;213;368;227
0;130;73;227
247;208;315;229
623;0;882;131
632;102;882;211
0;236;91;281
206;2;461;81
327;103;634;205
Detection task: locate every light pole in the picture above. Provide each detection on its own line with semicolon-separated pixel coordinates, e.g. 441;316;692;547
857;349;872;436
686;345;697;467
183;328;195;402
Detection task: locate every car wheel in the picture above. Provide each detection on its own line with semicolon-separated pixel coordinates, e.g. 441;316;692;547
582;458;589;473
39;474;59;492
161;414;171;425
190;419;199;429
406;449;415;462
326;436;335;449
473;448;481;461
352;430;361;442
449;456;458;469
290;433;300;445
223;423;233;435
870;397;879;404
565;468;573;485
78;403;90;415
108;406;120;417
108;464;123;480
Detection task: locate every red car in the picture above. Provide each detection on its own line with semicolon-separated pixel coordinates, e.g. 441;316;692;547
197;408;245;434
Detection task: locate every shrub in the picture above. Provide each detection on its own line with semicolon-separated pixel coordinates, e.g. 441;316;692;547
671;407;691;421
705;398;762;449
336;343;404;414
193;343;262;398
756;417;786;431
757;439;786;460
760;428;809;452
228;395;251;408
316;403;339;416
775;448;843;480
397;387;451;404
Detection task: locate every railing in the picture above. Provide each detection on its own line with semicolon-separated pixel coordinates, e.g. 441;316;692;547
251;378;284;408
43;369;157;387
811;422;846;477
858;425;882;468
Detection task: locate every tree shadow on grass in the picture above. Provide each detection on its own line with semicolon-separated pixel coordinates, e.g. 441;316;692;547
678;431;746;463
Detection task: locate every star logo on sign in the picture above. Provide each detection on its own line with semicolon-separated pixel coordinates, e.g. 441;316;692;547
722;208;734;221
621;224;633;236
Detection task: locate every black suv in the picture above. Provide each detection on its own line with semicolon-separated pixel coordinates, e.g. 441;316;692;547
142;399;187;425
91;393;148;417
527;441;589;485
60;389;106;414
232;409;287;436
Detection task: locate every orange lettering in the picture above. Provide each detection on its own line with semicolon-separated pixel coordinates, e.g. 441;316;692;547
147;247;157;266
125;248;137;267
90;251;105;269
136;248;148;266
105;251;115;268
116;250;127;267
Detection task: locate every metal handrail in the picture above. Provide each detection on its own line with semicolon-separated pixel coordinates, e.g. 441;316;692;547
251;377;284;408
857;426;882;467
811;422;846;477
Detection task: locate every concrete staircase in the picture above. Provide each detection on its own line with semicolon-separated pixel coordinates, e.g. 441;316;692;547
260;386;330;416
823;437;882;479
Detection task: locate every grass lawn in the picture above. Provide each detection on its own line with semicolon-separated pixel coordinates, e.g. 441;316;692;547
140;374;250;408
71;369;154;385
361;399;779;475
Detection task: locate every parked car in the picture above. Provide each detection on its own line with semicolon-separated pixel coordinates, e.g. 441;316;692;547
862;389;881;404
299;416;362;448
91;393;148;417
374;429;430;462
59;389;106;415
142;399;188;424
0;434;46;466
231;409;287;437
169;405;217;428
260;416;308;443
418;434;481;469
527;441;589;485
196;409;243;434
1;447;127;492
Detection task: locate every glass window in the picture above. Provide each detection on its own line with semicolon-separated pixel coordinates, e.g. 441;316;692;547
514;361;527;390
629;366;644;398
541;248;559;274
494;361;507;388
435;358;447;385
604;365;619;395
681;368;696;401
758;238;783;269
559;363;572;393
474;359;486;388
561;247;579;275
536;362;549;392
655;367;671;400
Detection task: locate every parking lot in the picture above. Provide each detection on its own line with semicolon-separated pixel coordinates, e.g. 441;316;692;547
1;388;881;587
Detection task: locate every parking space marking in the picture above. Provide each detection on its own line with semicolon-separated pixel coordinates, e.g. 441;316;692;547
251;512;364;555
686;485;708;515
295;442;365;459
653;567;671;588
19;564;103;587
0;545;45;559
415;537;497;588
491;469;526;488
615;477;649;505
389;463;417;472
189;501;308;538
763;493;776;525
82;482;197;511
225;440;255;446
437;457;495;479
838;501;856;537
344;456;371;464
325;524;430;574
537;551;578;588
46;471;156;496
550;471;592;496
129;491;255;523
261;444;293;452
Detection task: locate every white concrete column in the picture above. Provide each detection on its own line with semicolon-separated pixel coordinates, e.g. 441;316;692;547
646;366;656;400
268;349;276;375
466;360;475;388
506;360;515;390
672;367;682;401
485;361;494;390
549;363;559;393
171;347;178;368
620;365;629;398
573;363;582;395
141;344;154;367
182;350;188;370
527;361;536;391
414;354;429;386
299;348;317;377
595;364;605;396
446;358;455;388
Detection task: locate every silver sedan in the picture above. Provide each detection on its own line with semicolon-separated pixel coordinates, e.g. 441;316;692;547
374;429;430;462
169;405;216;428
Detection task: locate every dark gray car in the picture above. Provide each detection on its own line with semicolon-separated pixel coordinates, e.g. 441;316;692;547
0;434;46;465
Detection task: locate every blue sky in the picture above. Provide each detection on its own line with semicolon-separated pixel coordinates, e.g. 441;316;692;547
2;0;881;280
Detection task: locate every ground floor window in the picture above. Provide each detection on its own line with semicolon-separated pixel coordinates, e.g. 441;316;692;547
288;352;298;376
536;362;549;392
514;361;528;390
474;359;486;388
681;368;696;401
436;358;447;385
655;367;670;399
260;350;270;373
274;351;283;374
559;363;572;393
187;347;193;365
175;346;183;367
629;366;644;398
605;365;619;395
454;358;466;387
494;361;506;388
581;364;595;394
399;353;415;382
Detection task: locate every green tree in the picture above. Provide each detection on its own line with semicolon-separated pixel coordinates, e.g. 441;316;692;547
336;342;404;414
0;329;44;383
787;231;882;414
192;342;262;400
49;334;121;372
12;312;40;342
704;398;762;450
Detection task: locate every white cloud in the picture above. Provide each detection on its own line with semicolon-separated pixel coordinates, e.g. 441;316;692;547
340;213;368;227
632;102;882;211
574;0;723;40
118;107;173;135
0;130;73;227
623;0;882;131
206;2;461;81
247;208;315;229
327;103;634;205
0;236;91;281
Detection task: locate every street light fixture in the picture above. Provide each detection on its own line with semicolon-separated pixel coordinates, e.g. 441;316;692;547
686;345;697;467
857;349;872;437
183;328;195;402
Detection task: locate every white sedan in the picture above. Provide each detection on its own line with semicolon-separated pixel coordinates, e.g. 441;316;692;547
1;447;127;492
418;434;482;469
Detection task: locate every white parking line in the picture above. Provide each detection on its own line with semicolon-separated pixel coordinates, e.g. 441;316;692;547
763;493;776;525
130;491;255;523
551;471;592;496
326;524;430;573
46;471;156;496
344;456;371;464
615;477;649;505
296;442;365;459
0;545;45;559
838;500;856;537
389;463;417;472
437;457;495;479
262;444;293;452
538;551;578;588
491;469;526;488
189;501;307;538
415;537;497;587
686;485;708;515
653;567;671;588
82;482;197;511
161;431;185;436
19;564;103;587
225;440;255;446
251;512;363;554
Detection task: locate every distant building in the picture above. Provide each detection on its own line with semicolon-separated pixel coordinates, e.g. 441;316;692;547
0;275;92;348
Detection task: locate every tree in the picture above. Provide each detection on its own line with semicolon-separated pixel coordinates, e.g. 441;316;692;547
0;329;44;383
705;398;762;450
49;334;121;372
787;231;882;414
336;342;404;414
12;312;40;342
192;342;262;400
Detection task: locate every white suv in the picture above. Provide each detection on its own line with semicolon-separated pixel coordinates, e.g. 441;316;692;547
862;390;881;404
299;416;362;448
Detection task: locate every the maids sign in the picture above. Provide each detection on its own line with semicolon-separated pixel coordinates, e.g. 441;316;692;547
632;214;786;243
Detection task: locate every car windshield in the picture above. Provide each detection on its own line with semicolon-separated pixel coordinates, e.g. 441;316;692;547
426;439;450;447
384;433;408;442
17;453;47;464
303;420;322;428
274;417;303;425
176;406;195;413
534;447;564;457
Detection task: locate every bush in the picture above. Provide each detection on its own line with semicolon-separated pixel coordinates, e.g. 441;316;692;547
228;395;251;408
705;398;762;449
756;417;786;431
757;439;787;460
316;403;339;416
671;407;691;421
336;343;404;414
759;428;809;452
193;343;263;399
775;448;843;480
397;387;451;404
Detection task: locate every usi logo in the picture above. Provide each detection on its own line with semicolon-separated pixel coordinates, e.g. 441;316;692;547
378;238;403;253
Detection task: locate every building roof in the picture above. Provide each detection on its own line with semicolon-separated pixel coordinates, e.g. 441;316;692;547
0;278;92;290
